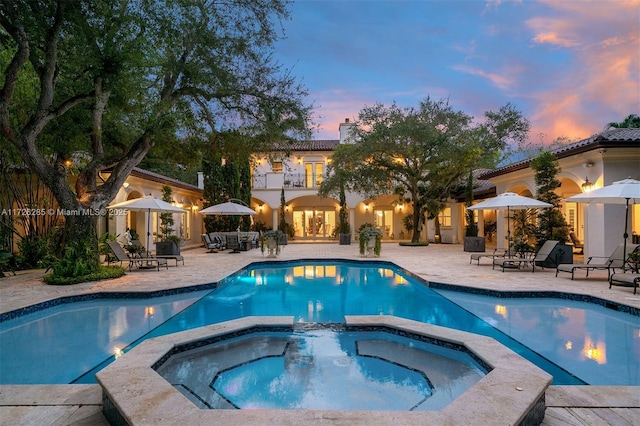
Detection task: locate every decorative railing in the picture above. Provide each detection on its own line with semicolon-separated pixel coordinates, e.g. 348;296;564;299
251;172;326;189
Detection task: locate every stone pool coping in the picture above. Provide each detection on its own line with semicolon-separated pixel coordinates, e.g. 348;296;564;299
96;315;553;425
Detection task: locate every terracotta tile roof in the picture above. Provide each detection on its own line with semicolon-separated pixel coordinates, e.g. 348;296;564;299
102;167;202;192
275;139;340;152
480;128;640;179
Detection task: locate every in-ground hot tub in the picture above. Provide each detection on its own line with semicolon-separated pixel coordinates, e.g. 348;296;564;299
155;326;487;411
97;316;552;425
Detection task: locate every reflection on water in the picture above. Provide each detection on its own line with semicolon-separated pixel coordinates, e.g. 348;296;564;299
0;292;209;384
1;262;638;386
437;290;639;385
158;330;485;411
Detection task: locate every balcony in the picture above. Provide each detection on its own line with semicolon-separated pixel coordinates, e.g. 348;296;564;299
252;172;325;190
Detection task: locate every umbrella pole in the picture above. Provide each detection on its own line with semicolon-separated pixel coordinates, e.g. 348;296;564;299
147;208;151;257
623;199;629;272
507;206;511;249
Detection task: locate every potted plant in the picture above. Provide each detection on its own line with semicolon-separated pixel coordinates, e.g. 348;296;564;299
359;225;383;257
260;229;284;258
463;172;485;252
156;186;182;256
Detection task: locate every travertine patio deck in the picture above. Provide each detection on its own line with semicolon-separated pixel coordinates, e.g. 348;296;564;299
1;242;638;425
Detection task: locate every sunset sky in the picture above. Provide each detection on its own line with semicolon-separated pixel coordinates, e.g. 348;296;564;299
274;0;639;144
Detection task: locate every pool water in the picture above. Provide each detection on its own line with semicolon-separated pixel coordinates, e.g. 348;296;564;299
435;289;640;386
156;329;486;411
1;260;638;385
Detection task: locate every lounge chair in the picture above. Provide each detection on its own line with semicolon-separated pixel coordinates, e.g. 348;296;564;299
107;241;167;271
569;231;584;254
130;239;149;257
470;247;513;265
493;240;559;273
556;243;639;280
609;273;640;294
129;239;183;266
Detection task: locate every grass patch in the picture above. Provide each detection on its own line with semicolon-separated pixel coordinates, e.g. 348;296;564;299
44;265;126;285
398;241;429;247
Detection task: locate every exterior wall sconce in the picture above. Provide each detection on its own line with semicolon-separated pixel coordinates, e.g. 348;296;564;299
364;203;370;212
297;157;303;165
258;203;264;212
397;204;404;211
581;177;594;192
285;204;290;212
255;158;262;165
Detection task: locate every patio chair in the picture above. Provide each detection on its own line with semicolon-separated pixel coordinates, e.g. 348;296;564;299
225;234;241;253
609;273;640;294
201;234;220;253
569;230;584;254
556;243;639;280
470;247;513;265
493;240;559;273
107;241;167;271
208;233;226;250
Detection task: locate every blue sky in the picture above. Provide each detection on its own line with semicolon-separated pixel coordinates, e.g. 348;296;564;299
274;0;639;143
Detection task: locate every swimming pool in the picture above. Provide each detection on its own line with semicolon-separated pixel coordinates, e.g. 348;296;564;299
1;260;637;385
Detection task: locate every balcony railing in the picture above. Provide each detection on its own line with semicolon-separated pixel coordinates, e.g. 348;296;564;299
251;172;326;189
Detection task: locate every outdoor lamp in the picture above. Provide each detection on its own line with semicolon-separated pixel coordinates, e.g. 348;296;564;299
581;177;594;192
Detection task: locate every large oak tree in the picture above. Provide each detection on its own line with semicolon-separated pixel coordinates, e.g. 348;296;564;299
0;0;311;269
321;98;529;243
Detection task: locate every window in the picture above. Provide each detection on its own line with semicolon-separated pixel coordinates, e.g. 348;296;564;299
271;161;283;173
438;207;451;227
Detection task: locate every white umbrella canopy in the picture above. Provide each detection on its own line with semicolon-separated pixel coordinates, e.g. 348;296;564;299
564;178;640;205
108;195;186;213
199;201;257;216
107;195;185;251
467;192;553;243
565;178;640;266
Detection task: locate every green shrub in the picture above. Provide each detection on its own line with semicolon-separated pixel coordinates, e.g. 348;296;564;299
44;265;126;285
16;235;47;269
52;238;98;278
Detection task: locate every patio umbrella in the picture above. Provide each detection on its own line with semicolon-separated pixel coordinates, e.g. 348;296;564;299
107;195;185;252
199;201;257;216
565;177;640;267
467;192;553;244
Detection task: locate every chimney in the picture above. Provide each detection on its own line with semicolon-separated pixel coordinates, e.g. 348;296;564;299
197;171;204;189
339;118;355;144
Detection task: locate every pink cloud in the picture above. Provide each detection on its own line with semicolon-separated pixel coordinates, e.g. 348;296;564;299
532;32;578;47
453;65;515;91
525;0;640;142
